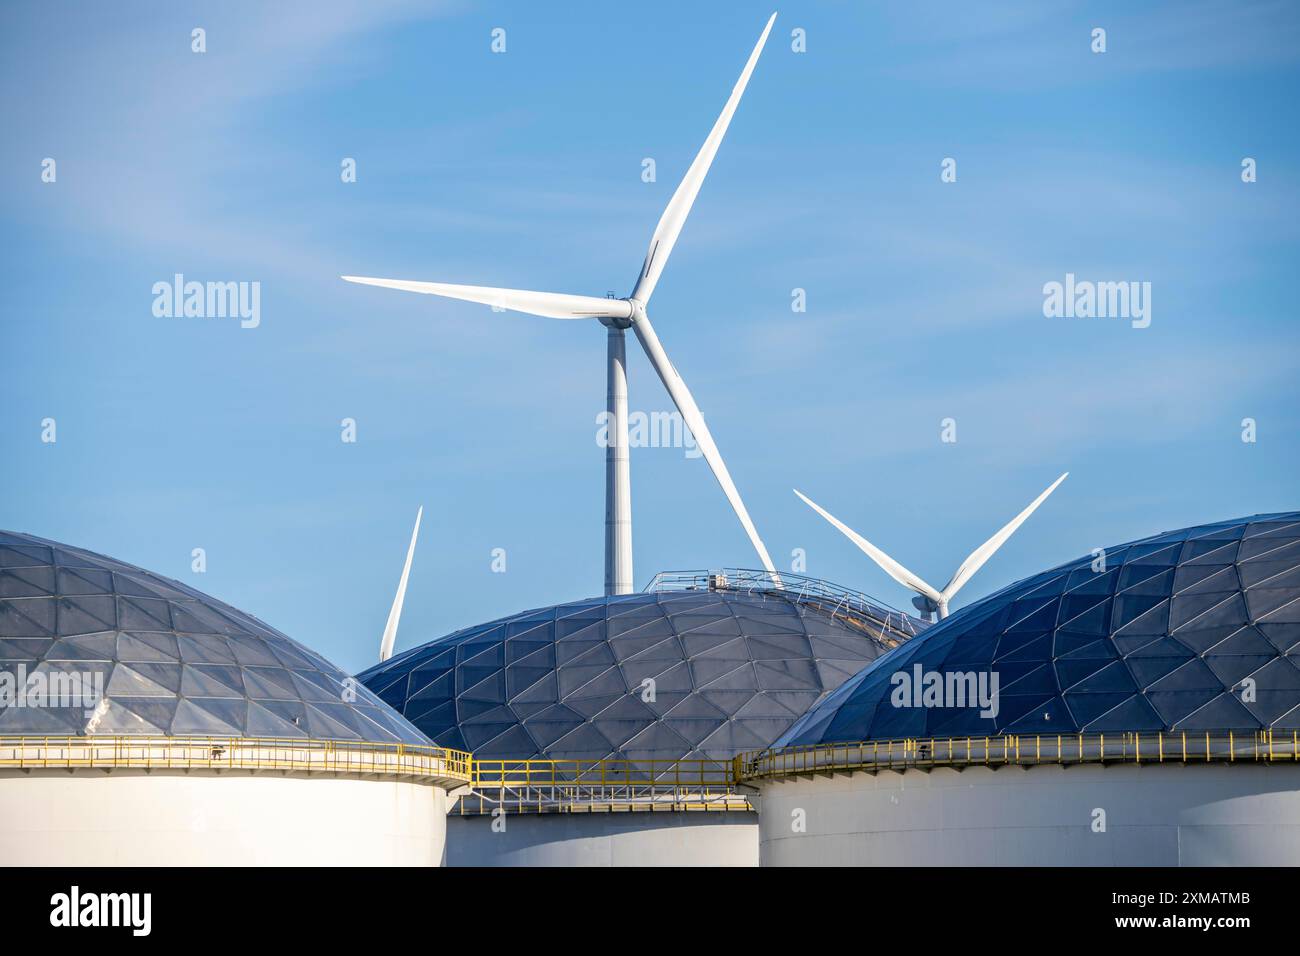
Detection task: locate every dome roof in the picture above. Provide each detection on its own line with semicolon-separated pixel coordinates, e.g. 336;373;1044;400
358;585;915;763
0;531;430;745
775;513;1300;748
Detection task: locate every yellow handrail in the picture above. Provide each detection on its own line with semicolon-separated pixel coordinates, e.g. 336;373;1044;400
469;757;733;789
0;734;472;782
736;730;1295;782
23;729;1281;814
462;756;746;815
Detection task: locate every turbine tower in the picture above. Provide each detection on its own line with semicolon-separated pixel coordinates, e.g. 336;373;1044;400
343;14;780;596
794;473;1068;621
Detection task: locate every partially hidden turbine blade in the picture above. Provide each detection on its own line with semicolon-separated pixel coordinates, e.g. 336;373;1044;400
793;489;943;604
341;276;633;321
379;506;422;663
634;311;780;582
940;473;1068;602
630;12;777;304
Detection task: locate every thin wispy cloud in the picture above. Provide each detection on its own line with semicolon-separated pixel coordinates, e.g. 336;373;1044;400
2;1;1295;674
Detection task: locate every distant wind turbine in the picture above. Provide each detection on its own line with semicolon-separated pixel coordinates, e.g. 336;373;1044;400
793;473;1068;621
378;506;422;662
344;14;781;596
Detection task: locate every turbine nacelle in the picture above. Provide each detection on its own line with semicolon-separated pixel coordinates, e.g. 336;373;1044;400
911;594;942;619
598;298;641;331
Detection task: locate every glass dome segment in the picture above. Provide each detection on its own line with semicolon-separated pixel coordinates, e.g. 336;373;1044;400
775;513;1300;748
0;530;431;745
360;583;918;763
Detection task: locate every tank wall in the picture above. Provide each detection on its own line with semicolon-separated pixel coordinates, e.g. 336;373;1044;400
447;811;758;866
0;770;448;866
757;762;1300;866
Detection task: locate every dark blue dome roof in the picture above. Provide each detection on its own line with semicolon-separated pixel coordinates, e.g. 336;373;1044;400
359;585;917;763
775;513;1300;748
0;531;431;745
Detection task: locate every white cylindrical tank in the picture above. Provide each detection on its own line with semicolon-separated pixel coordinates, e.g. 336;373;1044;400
755;762;1300;866
446;810;758;866
0;768;450;866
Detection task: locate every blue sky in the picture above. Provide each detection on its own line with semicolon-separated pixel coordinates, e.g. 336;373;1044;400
2;0;1296;675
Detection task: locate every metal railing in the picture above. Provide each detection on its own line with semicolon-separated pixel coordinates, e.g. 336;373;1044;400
646;567;925;645
0;735;473;784
461;757;749;814
737;730;1300;781
11;730;1293;811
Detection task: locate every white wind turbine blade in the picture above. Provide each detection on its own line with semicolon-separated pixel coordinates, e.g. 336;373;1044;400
379;506;422;663
793;489;943;604
633;312;779;582
341;276;633;321
939;472;1069;602
630;12;776;304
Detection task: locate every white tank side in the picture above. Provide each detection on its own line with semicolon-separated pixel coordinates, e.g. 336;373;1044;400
447;811;758;866
0;770;448;866
757;762;1300;866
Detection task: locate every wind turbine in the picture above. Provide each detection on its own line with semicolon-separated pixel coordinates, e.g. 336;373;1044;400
793;473;1068;621
378;506;422;663
343;14;781;596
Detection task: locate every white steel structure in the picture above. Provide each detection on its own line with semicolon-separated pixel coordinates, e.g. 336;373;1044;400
752;759;1300;867
445;811;758;867
793;473;1067;620
0;739;463;866
344;15;781;596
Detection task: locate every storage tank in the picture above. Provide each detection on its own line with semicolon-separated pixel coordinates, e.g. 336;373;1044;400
740;513;1300;866
0;530;470;865
359;570;923;865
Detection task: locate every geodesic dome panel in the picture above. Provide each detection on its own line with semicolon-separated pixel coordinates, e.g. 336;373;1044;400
359;588;904;763
0;530;431;745
776;513;1300;747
